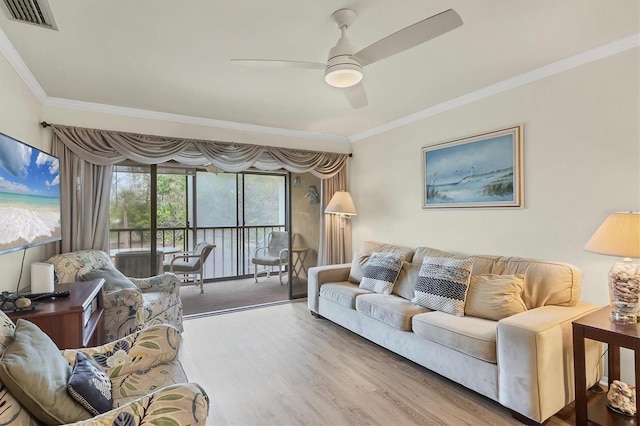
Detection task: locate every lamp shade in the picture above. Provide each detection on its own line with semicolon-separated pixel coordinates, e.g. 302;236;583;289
585;212;640;258
325;191;357;216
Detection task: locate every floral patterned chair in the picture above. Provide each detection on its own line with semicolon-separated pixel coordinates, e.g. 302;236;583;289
47;250;183;342
0;311;209;425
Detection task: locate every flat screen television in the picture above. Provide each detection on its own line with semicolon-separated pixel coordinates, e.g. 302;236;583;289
0;131;61;255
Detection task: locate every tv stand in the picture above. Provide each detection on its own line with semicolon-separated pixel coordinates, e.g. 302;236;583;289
6;279;105;349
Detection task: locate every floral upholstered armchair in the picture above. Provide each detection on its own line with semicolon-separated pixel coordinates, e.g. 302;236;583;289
47;250;183;342
0;311;209;425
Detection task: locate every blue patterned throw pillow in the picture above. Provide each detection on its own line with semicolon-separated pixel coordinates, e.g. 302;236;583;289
67;351;113;416
359;252;403;295
412;256;474;316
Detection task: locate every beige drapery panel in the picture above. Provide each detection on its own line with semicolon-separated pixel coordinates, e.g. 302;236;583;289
51;138;113;252
319;168;352;265
48;124;349;256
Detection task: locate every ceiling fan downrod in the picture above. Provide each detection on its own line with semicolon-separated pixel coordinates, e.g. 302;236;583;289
324;9;363;88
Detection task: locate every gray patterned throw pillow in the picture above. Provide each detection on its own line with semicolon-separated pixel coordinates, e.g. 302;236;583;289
359;252;403;295
412;256;474;316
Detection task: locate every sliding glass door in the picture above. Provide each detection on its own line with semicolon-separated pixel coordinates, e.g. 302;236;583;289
109;164;190;277
109;165;288;283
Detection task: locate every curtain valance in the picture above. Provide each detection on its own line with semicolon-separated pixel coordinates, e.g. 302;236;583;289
50;124;348;178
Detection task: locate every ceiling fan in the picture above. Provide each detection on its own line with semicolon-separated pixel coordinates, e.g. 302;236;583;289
231;8;463;109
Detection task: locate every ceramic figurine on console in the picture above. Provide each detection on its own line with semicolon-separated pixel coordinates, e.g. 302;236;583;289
0;292;31;311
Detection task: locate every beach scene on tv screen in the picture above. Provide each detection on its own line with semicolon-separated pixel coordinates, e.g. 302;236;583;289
0;133;61;252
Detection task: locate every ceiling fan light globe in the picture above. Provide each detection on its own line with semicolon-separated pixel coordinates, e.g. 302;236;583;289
324;66;363;88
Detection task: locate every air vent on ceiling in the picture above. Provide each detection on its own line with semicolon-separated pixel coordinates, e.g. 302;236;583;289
1;0;57;30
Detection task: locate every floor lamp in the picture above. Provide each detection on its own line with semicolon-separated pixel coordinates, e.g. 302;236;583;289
325;191;357;264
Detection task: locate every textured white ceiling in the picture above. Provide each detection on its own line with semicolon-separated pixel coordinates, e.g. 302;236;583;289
0;0;638;139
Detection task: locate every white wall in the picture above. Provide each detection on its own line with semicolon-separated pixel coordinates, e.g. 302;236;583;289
0;50;54;291
349;47;640;382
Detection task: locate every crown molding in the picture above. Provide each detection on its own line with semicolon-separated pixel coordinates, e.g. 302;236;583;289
0;25;347;144
0;25;46;103
42;97;349;143
348;33;640;142
1;22;637;145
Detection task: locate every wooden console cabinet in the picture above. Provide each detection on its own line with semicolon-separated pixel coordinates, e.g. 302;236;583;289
7;279;105;349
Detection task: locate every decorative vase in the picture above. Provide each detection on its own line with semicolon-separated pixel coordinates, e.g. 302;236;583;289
609;258;640;323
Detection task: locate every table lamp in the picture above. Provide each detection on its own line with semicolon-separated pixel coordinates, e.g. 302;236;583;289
325;191;357;263
585;212;640;323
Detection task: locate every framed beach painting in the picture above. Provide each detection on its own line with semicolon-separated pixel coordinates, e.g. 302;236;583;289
422;124;523;209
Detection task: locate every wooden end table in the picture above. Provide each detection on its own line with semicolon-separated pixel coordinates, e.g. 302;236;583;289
573;306;640;425
7;279;105;349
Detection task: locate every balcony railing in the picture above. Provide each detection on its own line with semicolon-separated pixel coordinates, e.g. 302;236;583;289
110;225;286;281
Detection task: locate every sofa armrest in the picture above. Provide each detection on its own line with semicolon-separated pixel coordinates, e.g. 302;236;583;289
130;273;181;292
308;264;351;313
63;325;182;378
66;383;210;426
497;302;604;423
103;287;144;307
102;288;146;341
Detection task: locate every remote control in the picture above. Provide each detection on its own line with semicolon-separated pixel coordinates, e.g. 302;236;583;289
25;291;71;301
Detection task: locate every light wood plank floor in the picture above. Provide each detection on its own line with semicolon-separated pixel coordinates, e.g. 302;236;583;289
179;301;576;425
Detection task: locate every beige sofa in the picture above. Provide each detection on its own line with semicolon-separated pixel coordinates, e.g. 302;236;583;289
308;242;603;425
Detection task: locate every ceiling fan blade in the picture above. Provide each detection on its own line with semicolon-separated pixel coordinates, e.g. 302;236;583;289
230;59;325;70
352;9;463;67
344;83;368;109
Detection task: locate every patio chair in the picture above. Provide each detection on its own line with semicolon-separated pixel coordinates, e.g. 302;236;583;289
251;231;289;284
163;242;215;293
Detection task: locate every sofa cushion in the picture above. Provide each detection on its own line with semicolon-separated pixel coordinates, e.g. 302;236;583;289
465;274;527;321
412;256;474;317
393;262;421;300
411;246;456;264
319;282;373;310
111;360;188;407
412;311;498;363
359;252;403;295
68;351;113;416
80;264;138;292
361;240;416;261
356;294;430;331
471;255;582;308
348;241;415;283
0;320;92;424
348;253;370;284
